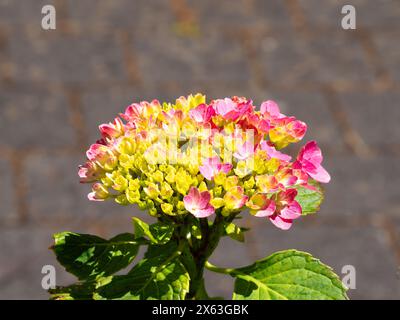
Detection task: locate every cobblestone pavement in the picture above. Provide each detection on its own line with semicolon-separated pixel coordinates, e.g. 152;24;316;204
0;0;400;299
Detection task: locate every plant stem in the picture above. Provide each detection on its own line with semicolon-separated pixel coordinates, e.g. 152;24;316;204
204;261;236;276
187;213;226;299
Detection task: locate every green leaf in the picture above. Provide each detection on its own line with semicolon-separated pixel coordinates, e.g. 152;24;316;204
295;180;324;215
49;282;96;300
52;232;139;281
232;250;348;300
224;223;246;242
133;217;174;244
94;242;190;300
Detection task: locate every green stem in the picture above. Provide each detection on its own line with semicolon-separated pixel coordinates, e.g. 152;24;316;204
204;261;236;276
187;213;226;299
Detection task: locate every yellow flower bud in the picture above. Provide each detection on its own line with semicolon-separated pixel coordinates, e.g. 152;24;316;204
143;183;160;199
115;194;129;205
210;197;225;209
214;172;226;186
161;203;174;215
149;207;158;217
198;181;208;192
176;201;185;211
153;170;164;183
160;182;173;199
116;136;136;154
175;168;192;195
243;176;255;190
113;175;128;192
137;200;147;210
224;175;239;190
213;186;223;197
126;189;140;204
265;158;280;174
234;160;252;178
165;166;176;184
101;175;113;188
119;154;134;169
128;178;140;191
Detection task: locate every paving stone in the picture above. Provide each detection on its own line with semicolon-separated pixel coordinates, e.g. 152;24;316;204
298;0;344;29
187;0;289;30
8;28;127;85
322;156;400;217
0;0;59;25
251;0;292;29
373;32;400;83
247;221;400;299
133;22;251;93
0;87;75;149
187;0;251;28
258;30;374;86
24;153;150;224
299;0;400;30
337;92;400;147
66;0;171;29
0;157;17;224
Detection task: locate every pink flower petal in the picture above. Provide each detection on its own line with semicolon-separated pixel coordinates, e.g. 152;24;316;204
189;104;214;123
296;141;330;183
198;190;211;209
184;188;215;217
280;200;302;220
254;200;276;217
269;215;293;230
199;157;232;180
309;165;331;183
260;100;283;118
193;204;215;218
199;163;214;180
298;141;322;165
219;163;233;174
260;141;292;162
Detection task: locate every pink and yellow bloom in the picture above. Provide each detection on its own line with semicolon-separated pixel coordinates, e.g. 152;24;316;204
78;94;328;232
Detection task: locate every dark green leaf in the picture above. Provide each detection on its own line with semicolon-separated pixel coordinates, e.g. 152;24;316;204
94;243;189;300
52;232;139;281
133;217;174;244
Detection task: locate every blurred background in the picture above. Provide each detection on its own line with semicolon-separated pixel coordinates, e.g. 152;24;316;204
0;0;399;299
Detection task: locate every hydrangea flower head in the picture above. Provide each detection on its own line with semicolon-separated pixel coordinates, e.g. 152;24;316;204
79;94;330;230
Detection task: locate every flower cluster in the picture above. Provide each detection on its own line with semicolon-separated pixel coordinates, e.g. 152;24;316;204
79;94;330;230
